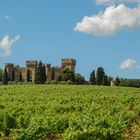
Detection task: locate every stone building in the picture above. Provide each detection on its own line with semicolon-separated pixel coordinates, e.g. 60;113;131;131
5;58;76;82
61;58;76;71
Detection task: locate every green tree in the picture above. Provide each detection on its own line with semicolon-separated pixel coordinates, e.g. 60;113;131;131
56;75;62;82
102;75;108;86
27;68;30;82
75;73;85;84
35;61;42;84
0;68;3;82
3;68;8;85
96;67;105;85
89;70;96;85
107;76;113;85
61;68;75;82
41;65;46;84
35;61;46;84
51;67;55;81
115;76;120;86
11;68;15;81
19;72;22;82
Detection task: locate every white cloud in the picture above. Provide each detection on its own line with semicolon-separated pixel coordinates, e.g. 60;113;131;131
4;16;13;20
0;35;20;57
96;0;140;5
1;16;13;21
120;58;140;70
74;4;140;36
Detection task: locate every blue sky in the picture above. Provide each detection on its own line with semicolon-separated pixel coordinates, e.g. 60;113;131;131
0;0;140;80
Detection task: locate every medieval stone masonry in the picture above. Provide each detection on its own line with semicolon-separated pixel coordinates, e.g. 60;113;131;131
5;58;76;82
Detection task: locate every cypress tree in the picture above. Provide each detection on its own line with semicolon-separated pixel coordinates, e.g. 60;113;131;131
35;61;43;84
19;72;22;82
35;66;39;84
102;75;108;86
51;67;55;81
89;70;96;85
11;68;15;81
27;68;30;82
0;68;3;82
3;68;8;85
96;67;105;85
41;65;46;84
115;76;120;86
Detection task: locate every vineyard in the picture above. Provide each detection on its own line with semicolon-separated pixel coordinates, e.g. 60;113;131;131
0;85;140;140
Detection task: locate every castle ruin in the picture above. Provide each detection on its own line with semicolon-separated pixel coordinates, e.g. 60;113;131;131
5;58;76;82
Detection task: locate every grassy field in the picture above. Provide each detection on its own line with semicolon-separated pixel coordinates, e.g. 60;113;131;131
0;85;140;140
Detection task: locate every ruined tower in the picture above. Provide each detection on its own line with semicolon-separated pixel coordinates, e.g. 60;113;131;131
61;58;76;72
21;67;28;82
45;64;52;81
26;60;38;82
5;63;14;81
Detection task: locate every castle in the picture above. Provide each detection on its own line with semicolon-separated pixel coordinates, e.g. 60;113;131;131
5;58;76;82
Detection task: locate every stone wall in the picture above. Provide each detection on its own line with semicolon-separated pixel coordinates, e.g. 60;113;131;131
5;58;76;82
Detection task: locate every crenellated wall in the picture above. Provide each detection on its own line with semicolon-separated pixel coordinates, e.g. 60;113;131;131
5;58;76;82
61;58;76;72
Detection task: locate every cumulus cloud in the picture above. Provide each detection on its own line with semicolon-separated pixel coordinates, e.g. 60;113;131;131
120;58;140;70
0;35;20;57
96;0;140;5
74;4;140;36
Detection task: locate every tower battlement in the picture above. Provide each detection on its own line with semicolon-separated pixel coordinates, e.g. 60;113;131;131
45;64;51;67
61;58;76;72
26;60;38;67
5;63;14;67
61;58;76;65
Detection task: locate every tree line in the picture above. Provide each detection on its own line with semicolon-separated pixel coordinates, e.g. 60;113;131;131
1;63;140;87
89;67;121;86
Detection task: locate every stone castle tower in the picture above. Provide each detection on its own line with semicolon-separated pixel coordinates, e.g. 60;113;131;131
26;61;38;82
5;58;76;82
45;64;52;81
61;58;76;72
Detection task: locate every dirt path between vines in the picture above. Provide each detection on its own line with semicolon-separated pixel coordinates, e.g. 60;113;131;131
125;117;140;140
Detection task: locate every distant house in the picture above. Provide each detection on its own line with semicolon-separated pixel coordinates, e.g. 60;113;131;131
111;80;116;86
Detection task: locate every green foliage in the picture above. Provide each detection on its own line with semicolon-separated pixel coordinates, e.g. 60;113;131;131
35;61;46;84
107;76;113;86
89;70;96;85
3;68;8;85
27;68;30;82
96;67;105;85
119;79;140;87
19;72;22;82
51;67;55;81
115;76;120;86
11;68;15;82
0;85;140;139
0;68;3;81
75;73;85;84
42;65;46;84
102;75;109;86
61;68;75;82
